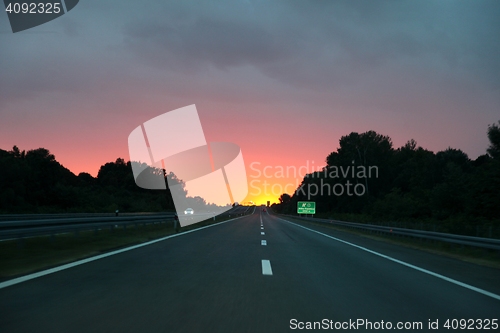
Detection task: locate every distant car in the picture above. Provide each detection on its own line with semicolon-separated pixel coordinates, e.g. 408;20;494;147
184;208;194;215
262;208;266;212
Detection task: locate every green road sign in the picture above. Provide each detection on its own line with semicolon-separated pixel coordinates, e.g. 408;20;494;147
297;201;316;214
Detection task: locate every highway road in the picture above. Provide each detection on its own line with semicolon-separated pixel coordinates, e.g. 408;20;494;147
1;208;499;332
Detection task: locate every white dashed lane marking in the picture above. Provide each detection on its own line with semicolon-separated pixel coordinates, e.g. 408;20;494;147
260;213;271;275
261;260;273;275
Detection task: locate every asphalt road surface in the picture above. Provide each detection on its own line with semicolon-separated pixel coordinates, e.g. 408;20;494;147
1;209;499;332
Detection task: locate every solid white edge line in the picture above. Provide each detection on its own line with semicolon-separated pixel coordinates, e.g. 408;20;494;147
262;259;273;275
277;217;500;302
0;216;245;290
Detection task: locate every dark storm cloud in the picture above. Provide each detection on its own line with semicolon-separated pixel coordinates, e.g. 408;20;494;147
122;2;300;73
124;17;295;70
1;0;499;126
122;1;500;91
2;0;499;108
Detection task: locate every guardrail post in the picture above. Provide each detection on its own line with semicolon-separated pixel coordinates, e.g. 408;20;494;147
173;214;179;233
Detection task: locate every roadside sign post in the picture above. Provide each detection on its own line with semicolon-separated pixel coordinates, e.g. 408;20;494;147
297;201;316;217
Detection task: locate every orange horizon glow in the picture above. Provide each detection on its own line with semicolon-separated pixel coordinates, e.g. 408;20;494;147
54;153;320;207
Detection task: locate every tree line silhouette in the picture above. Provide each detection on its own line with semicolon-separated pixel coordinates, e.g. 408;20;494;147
0;150;175;213
0;148;231;214
273;121;500;237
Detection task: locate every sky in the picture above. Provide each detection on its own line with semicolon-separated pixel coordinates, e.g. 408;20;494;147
1;1;499;205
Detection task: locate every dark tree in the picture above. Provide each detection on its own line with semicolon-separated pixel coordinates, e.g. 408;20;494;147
487;120;500;159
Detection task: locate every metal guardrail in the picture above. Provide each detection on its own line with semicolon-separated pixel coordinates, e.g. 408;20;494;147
0;212;172;222
0;214;177;240
285;215;500;251
0;207;256;241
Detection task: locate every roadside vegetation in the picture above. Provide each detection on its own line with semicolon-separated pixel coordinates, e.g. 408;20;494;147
0;150;174;213
273;121;500;238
